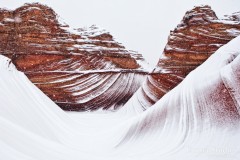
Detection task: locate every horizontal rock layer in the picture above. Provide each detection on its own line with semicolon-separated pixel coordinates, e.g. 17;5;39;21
0;3;148;111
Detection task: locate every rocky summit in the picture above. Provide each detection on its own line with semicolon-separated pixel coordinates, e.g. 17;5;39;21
0;3;149;111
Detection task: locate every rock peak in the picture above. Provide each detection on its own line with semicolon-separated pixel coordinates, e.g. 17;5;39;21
178;5;218;28
14;2;57;24
18;2;55;12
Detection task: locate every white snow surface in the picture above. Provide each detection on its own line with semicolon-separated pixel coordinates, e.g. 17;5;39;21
1;36;240;159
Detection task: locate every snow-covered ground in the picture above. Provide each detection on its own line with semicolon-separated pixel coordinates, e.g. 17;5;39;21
1;36;240;159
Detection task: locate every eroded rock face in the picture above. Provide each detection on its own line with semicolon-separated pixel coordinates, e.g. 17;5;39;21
130;5;240;110
0;3;149;111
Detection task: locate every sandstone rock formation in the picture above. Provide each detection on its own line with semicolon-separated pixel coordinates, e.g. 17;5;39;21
0;3;149;111
129;5;240;109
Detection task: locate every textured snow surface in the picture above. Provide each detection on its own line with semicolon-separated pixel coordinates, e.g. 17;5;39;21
1;36;240;159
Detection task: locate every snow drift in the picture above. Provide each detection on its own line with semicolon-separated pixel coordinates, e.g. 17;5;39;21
1;36;240;159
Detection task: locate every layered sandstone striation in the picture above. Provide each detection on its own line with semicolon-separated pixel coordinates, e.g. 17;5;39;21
0;3;149;111
129;5;240;109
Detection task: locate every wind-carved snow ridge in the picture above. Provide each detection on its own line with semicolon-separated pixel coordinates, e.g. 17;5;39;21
1;36;240;159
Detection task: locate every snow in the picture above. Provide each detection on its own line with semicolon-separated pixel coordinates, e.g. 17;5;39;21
59;16;109;39
3;18;15;23
1;36;240;159
214;19;240;25
2;17;22;23
226;28;240;36
135;59;153;72
22;6;41;12
165;44;187;52
14;16;22;23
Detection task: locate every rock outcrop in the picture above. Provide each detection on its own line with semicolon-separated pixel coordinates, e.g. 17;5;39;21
129;5;240;109
0;3;149;111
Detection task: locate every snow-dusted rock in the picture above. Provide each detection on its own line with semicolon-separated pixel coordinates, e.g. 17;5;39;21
130;5;240;110
0;3;149;111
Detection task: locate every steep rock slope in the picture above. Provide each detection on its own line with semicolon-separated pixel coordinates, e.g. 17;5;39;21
129;5;240;110
0;3;149;111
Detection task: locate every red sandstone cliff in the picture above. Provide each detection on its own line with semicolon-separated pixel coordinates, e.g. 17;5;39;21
129;5;240;109
0;3;149;111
